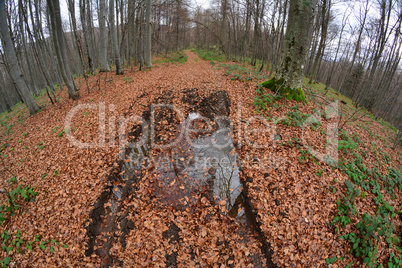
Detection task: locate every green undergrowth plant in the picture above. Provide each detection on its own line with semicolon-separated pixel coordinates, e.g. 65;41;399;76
1;231;68;266
253;87;312;126
0;176;38;224
192;48;226;62
248;57;401;266
338;131;358;155
298;149;316;164
260;77;306;102
122;77;133;84
283;105;309;127
329;130;402;266
253;85;282;118
219;63;266;82
154;52;188;65
0;174;68;266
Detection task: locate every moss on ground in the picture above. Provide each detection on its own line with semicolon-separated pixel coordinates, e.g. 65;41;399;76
261;77;306;102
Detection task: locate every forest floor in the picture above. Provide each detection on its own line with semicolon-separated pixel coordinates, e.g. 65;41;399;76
0;50;401;267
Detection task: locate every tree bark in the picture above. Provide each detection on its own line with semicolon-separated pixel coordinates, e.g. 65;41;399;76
144;0;152;67
67;0;87;75
277;0;318;88
309;0;331;84
47;0;79;99
110;0;124;75
80;0;94;74
0;0;40;114
0;81;11;111
99;0;109;71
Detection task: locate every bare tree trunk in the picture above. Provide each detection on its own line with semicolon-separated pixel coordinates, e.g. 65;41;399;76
393;130;401;149
18;1;40;95
0;82;11;111
24;0;57;103
358;0;392;109
325;10;348;91
110;0;124;74
349;0;369;74
0;0;40;114
309;0;331;84
133;6;139;65
34;0;63;90
266;0;317;101
47;0;79;99
144;0;152;67
87;0;98;68
68;0;87;74
99;0;109;71
80;0;94;74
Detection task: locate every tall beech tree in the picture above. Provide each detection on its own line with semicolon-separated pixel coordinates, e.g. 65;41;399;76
144;0;152;67
47;0;79;99
99;0;109;71
110;0;124;75
0;0;40;114
261;0;318;102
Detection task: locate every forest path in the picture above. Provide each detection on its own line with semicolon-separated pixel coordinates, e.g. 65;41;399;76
0;49;262;266
87;51;271;266
2;49;400;267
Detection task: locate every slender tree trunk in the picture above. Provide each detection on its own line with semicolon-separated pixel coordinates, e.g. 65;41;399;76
309;0;331;84
47;0;79;99
144;0;152;67
0;82;11;111
349;0;369;74
325;11;348;91
0;0;40;114
99;0;109;71
80;0;94;74
24;0;57;102
359;0;392;109
18;1;40;95
67;0;87;74
87;0;98;69
110;0;124;74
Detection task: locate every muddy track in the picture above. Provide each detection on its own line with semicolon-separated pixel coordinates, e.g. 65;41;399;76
85;168;139;266
241;177;277;268
85;88;277;267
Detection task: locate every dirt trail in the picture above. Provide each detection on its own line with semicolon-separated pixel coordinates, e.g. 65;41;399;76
84;51;276;267
5;50;396;267
0;51;264;267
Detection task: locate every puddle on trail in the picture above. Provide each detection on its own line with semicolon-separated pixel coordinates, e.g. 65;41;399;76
86;89;276;267
149;112;242;215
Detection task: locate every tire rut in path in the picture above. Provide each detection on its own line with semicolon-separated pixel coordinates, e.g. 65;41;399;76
85;87;277;267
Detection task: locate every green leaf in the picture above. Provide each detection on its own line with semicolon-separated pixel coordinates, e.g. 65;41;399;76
2;257;11;265
50;246;54;253
326;256;337;264
62;245;68;248
3;246;12;253
40;244;46;250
